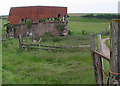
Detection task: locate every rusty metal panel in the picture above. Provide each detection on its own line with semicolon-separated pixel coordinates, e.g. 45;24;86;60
8;6;67;24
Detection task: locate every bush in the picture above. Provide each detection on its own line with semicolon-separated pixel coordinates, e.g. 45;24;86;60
44;32;52;36
3;23;12;29
56;23;65;32
25;19;32;29
39;18;46;22
68;30;72;35
67;14;70;18
82;14;119;20
52;37;61;43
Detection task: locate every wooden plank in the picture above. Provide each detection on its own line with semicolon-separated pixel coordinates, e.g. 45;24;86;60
22;46;61;51
22;43;65;48
90;33;98;83
118;22;120;85
70;45;90;48
97;34;105;84
110;20;120;84
93;51;110;62
22;43;90;49
19;35;23;49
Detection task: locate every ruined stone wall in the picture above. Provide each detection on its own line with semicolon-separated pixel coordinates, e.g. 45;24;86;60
15;22;68;38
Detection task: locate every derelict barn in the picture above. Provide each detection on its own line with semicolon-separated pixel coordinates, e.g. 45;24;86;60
8;6;68;38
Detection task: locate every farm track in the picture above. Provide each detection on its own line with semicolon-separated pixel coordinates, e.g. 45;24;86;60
101;38;110;59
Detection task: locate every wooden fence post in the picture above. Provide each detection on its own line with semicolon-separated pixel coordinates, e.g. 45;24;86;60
0;18;2;86
110;20;120;85
19;35;23;49
90;33;98;83
97;34;105;84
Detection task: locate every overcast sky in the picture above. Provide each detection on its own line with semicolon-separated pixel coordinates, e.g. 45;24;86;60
0;0;120;15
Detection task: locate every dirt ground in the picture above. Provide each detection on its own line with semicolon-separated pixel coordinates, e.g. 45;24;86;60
101;38;110;59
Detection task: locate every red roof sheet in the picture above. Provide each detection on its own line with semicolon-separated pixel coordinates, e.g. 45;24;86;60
8;6;67;24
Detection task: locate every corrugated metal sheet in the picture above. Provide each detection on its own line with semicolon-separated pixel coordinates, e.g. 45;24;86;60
8;6;67;24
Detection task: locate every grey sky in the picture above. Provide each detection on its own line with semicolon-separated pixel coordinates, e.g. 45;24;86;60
0;0;119;15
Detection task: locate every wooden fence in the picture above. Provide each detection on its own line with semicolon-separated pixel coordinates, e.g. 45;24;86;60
90;34;109;85
90;19;120;85
19;35;90;50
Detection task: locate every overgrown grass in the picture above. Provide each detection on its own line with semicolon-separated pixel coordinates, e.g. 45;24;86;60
33;34;90;46
2;37;94;84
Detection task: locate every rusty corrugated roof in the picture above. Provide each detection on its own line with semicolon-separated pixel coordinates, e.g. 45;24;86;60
8;6;67;24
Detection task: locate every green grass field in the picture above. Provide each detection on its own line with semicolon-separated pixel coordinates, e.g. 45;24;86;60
68;16;110;34
2;14;110;84
2;37;94;84
69;21;109;34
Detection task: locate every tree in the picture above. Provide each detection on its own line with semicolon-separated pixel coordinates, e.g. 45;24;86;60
3;23;12;34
